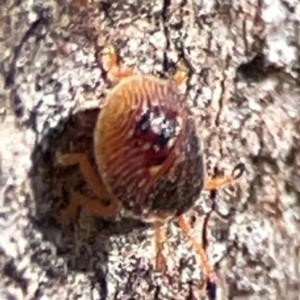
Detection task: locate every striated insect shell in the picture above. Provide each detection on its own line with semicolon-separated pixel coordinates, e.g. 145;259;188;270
94;74;204;222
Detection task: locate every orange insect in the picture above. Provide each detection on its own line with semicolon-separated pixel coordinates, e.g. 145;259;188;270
56;44;244;299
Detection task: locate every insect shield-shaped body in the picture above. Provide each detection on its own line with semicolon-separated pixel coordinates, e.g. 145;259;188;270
94;75;204;222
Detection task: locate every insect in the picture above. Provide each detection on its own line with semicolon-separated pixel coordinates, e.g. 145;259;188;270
56;44;244;299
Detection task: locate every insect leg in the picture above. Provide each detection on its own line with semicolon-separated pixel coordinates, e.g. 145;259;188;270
178;214;216;300
56;152;119;224
101;44;135;82
153;223;167;273
172;63;189;86
204;163;245;190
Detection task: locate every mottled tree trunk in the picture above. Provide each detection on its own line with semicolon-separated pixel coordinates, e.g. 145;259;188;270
1;0;300;299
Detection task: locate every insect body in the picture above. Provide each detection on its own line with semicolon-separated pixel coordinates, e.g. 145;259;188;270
94;74;204;222
57;44;244;299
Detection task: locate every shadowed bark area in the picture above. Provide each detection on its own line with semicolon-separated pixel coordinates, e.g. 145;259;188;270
0;0;300;299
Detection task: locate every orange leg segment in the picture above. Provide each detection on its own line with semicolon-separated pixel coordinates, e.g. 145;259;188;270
102;44;189;87
178;215;216;282
173;63;189;86
56;152;111;198
153;223;167;273
204;163;245;190
178;163;245;299
101;44;134;82
56;152;119;224
204;174;235;190
57;191;119;225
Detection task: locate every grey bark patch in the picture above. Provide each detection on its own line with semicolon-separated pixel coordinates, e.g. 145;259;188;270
1;0;300;300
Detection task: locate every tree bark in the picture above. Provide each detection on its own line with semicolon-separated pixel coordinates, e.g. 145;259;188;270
1;0;300;299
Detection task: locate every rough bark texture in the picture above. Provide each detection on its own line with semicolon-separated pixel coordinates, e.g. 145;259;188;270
1;0;300;299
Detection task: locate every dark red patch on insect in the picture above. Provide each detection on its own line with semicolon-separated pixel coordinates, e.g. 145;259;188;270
134;105;180;167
